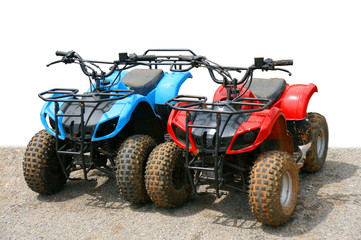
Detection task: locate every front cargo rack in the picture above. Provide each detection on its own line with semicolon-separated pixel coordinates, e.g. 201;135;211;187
38;88;134;181
39;88;134;102
166;95;272;114
166;95;272;197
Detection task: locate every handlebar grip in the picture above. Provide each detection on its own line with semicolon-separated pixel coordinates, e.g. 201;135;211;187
273;59;293;66
56;50;76;58
55;50;68;56
179;55;206;61
135;54;156;61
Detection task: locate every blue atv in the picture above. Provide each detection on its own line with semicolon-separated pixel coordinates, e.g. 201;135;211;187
23;49;199;203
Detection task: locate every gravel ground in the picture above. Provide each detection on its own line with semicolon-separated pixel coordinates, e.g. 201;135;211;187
1;147;360;240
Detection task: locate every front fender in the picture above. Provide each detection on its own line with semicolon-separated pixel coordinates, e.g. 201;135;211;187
279;84;318;120
92;94;155;141
227;107;286;154
40;99;67;140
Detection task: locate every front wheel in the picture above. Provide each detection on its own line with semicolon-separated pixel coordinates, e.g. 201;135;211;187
23;130;68;194
301;113;329;172
249;151;299;226
115;134;156;204
145;142;191;208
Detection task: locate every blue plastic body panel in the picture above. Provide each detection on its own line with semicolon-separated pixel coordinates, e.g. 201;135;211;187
154;72;192;104
40;97;69;139
40;70;192;141
92;94;153;141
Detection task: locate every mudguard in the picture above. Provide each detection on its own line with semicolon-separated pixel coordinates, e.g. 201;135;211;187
278;84;318;120
40;100;64;137
92;95;156;141
226;107;289;154
154;72;192;104
167;102;198;152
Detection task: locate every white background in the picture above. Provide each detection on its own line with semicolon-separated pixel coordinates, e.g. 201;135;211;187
0;0;360;147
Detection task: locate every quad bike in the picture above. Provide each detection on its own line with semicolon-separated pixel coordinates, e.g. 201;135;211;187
145;57;328;226
23;49;202;203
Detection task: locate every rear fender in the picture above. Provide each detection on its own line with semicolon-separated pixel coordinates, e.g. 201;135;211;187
154;72;192;104
278;84;318;120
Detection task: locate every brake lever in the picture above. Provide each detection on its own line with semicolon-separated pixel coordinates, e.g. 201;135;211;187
274;68;292;76
46;57;75;67
46;60;63;67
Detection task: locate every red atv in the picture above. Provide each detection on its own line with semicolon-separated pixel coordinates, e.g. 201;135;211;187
145;57;328;226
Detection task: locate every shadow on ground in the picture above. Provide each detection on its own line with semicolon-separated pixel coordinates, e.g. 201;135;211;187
140;160;359;234
36;158;359;236
37;170;130;210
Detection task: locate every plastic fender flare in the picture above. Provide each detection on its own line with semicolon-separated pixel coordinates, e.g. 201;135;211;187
40;100;67;139
280;84;318;120
154;72;192;105
91;94;155;141
226;108;286;154
167;103;197;152
40;101;58;138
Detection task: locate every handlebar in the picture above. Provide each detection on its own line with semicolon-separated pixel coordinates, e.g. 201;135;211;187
47;50;293;95
49;50;118;79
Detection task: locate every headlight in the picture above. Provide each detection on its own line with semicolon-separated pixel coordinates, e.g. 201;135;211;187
230;129;260;151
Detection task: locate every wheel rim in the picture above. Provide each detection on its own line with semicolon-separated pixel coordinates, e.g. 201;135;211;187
316;128;325;158
280;171;293;207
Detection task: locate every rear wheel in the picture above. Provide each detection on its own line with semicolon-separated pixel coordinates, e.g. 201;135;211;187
115;134;156;204
301;113;329;172
249;150;299;226
23;130;67;194
145;142;191;208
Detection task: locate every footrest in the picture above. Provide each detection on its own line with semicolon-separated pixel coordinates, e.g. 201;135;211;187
68;177;97;181
199;190;228;196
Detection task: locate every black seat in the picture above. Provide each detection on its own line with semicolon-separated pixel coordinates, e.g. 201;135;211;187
122;69;164;96
249;78;286;102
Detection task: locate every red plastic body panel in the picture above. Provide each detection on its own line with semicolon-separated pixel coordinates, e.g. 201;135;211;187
226;107;287;154
276;83;318;120
167;102;197;152
168;82;317;154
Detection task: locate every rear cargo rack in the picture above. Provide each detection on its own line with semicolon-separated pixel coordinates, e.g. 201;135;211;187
166;95;271;197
